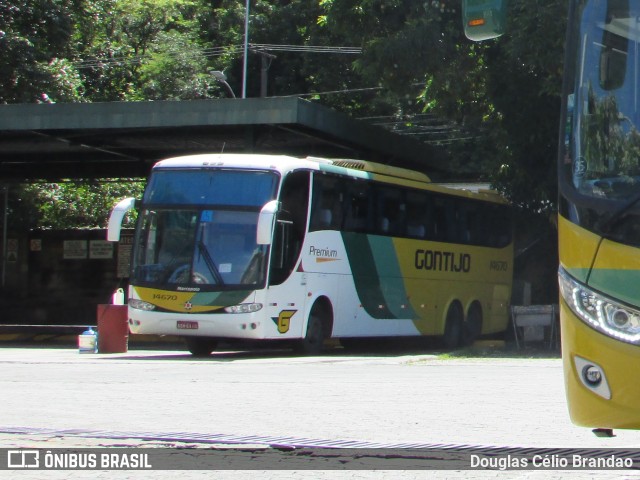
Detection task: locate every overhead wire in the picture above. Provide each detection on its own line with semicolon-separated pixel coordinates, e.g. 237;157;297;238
72;43;360;70
70;43;470;144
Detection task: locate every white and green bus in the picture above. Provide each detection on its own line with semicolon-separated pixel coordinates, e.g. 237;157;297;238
108;154;513;355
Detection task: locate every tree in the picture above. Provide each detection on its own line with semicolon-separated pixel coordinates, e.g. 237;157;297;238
316;0;567;212
74;0;217;101
10;181;145;230
137;30;212;100
2;0;570;217
0;0;84;103
487;0;567;212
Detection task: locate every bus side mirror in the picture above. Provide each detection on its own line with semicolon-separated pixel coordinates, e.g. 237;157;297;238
462;0;506;41
257;200;279;245
107;197;137;241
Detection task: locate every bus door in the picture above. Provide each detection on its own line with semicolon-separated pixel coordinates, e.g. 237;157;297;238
267;170;310;338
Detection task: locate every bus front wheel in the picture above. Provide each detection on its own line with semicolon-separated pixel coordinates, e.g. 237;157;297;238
297;300;333;356
298;313;325;355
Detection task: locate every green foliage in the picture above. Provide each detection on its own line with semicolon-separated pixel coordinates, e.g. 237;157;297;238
0;0;570;218
137;31;211;100
0;0;83;102
11;181;145;230
485;0;567;212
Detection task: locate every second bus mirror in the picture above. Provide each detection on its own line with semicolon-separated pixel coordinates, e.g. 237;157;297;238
257;200;279;245
462;0;507;41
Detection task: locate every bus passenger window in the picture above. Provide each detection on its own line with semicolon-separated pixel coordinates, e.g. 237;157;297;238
467;206;486;245
316;208;333;229
376;186;405;236
310;175;344;231
406;192;430;239
433;198;447;241
406;221;426;238
456;201;473;244
345;183;372;233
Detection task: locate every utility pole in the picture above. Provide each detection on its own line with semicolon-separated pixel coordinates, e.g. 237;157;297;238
258;51;277;97
1;185;7;289
242;0;250;98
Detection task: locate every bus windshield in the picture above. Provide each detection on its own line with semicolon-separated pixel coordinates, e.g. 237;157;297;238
131;169;278;290
569;1;640;201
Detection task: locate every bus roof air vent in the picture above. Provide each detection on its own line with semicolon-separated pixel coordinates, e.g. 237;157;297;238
332;160;366;171
331;159;431;183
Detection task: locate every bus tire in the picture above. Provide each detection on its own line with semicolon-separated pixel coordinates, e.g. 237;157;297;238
185;337;218;357
462;302;483;346
298;313;325;355
442;302;463;349
297;301;332;355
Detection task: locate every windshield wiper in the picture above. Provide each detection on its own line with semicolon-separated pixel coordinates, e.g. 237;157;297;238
197;241;225;285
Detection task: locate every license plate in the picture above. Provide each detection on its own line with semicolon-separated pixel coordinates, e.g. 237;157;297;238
177;320;199;330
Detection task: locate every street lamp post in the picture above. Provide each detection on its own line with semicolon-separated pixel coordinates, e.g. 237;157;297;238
211;71;236;98
242;0;250;98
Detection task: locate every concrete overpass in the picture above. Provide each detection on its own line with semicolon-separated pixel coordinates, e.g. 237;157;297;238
0;97;443;180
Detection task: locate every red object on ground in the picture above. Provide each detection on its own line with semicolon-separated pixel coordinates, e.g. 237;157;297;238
97;304;129;353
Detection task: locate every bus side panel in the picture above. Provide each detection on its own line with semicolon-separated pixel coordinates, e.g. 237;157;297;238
333;274;424;337
303;231;423;337
393;238;513;336
329;232;512;337
488;282;511;334
258;274;310;340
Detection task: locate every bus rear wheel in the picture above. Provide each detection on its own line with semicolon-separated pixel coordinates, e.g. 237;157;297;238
442;303;463;349
462;302;483;347
185;337;218;357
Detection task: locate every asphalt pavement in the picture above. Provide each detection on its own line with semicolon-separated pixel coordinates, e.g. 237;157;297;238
1;344;639;479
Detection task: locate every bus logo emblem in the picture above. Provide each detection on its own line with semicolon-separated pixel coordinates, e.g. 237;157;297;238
272;310;296;334
184;302;193;311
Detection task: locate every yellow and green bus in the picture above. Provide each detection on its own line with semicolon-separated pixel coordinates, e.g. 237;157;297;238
558;0;640;431
463;0;640;434
108;154;513;355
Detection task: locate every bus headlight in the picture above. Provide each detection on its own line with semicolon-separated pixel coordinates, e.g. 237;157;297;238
129;299;156;311
224;303;263;314
559;267;640;344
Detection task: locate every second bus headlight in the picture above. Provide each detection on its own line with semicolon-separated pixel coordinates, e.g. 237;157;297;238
559;267;640;344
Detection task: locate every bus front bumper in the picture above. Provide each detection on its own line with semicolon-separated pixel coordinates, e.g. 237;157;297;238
561;300;640;429
127;308;269;339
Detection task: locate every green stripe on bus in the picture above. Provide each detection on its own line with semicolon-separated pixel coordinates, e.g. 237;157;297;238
191;290;252;307
341;232;394;319
342;233;418;320
588;269;640;308
563;266;590;284
367;236;417;319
